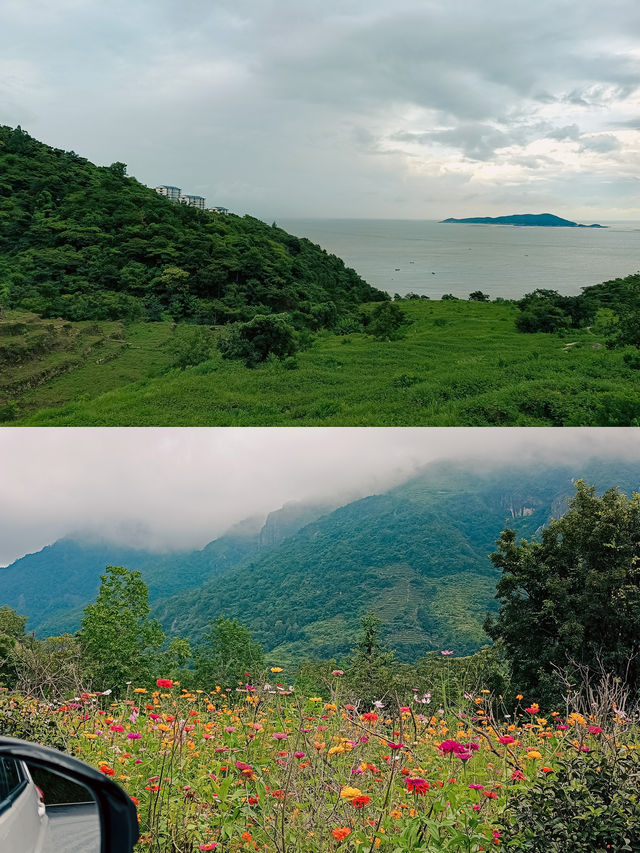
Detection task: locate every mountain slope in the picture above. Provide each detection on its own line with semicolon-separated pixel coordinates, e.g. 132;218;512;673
0;502;331;635
0;125;384;327
155;459;640;662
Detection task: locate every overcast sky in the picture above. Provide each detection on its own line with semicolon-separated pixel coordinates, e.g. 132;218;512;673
1;427;639;566
1;0;638;220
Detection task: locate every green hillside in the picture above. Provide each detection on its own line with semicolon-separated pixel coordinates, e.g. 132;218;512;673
12;298;640;426
154;460;640;662
0;502;331;636
0;125;383;327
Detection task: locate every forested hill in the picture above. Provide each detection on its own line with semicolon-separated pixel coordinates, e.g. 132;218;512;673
155;458;640;662
0;125;385;326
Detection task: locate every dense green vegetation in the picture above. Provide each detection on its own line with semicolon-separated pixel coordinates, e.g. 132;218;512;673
486;481;640;705
8;298;640;425
0;124;382;328
6;461;640;665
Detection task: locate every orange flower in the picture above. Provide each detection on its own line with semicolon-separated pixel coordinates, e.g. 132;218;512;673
332;827;351;842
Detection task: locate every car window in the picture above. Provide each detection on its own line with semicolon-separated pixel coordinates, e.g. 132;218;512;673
0;757;24;803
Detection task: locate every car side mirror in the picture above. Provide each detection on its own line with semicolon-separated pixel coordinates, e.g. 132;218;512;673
0;736;139;853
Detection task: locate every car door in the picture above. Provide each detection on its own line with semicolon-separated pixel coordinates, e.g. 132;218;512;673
0;756;47;853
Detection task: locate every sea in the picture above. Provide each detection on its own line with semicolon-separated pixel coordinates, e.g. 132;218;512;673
277;218;640;300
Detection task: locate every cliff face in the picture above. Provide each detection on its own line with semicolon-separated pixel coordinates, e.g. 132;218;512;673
258;502;333;549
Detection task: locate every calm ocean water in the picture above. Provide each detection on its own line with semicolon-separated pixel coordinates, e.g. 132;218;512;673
277;218;640;299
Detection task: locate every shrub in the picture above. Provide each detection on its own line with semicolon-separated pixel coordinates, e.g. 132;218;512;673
218;313;298;367
366;301;407;340
168;325;215;369
498;750;640;852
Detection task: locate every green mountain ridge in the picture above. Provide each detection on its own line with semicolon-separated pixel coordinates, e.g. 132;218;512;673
0;125;384;327
155;458;640;662
4;458;640;660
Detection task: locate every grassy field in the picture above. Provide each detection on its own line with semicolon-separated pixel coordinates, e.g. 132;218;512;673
5;300;640;425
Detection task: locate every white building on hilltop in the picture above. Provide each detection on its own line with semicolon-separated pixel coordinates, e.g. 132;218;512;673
180;194;206;210
155;185;181;201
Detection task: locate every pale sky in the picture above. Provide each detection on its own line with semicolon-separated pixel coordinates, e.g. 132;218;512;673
1;0;639;219
1;427;639;566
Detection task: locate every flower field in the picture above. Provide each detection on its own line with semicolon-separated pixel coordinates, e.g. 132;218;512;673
0;674;637;852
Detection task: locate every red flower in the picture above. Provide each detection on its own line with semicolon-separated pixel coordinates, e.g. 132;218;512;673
156;678;173;689
362;712;378;723
588;726;603;735
99;764;115;776
332;828;351;841
483;790;498;799
406;777;429;794
352;795;371;809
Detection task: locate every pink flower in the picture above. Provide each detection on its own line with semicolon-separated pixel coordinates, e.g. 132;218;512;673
441;650;454;655
498;736;515;745
388;742;404;750
110;725;124;732
438;739;464;754
588;726;603;735
332;670;344;676
273;732;287;740
457;751;473;761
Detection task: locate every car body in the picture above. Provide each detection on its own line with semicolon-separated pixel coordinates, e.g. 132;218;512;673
0;755;48;852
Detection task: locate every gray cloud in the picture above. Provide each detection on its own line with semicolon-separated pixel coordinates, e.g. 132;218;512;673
1;428;639;566
0;0;639;218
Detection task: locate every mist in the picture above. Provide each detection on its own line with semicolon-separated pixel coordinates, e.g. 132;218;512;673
1;427;639;566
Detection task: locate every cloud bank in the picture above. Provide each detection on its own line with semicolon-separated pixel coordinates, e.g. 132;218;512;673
0;427;639;566
0;0;638;219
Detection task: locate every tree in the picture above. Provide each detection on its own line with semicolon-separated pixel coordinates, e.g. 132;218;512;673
366;302;406;340
193;617;264;688
0;606;27;687
218;313;298;367
77;565;165;692
485;481;640;704
468;291;490;302
345;613;396;707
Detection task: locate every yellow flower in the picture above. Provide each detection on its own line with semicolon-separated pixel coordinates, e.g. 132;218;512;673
308;697;322;702
340;786;362;802
328;745;345;757
133;688;147;694
526;751;542;760
270;667;283;673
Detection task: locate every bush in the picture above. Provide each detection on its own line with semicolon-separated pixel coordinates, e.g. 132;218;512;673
218;313;298;367
499;750;640;852
168;325;215;369
365;301;407;340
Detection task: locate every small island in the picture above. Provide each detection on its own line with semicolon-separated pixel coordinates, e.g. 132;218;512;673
441;213;605;228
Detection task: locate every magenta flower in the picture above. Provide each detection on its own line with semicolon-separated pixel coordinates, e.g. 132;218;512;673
457;751;473;760
388;742;404;750
294;752;306;759
438;739;464;754
469;784;484;790
127;732;141;740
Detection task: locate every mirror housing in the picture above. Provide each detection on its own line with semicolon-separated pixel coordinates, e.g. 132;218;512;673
0;736;139;853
